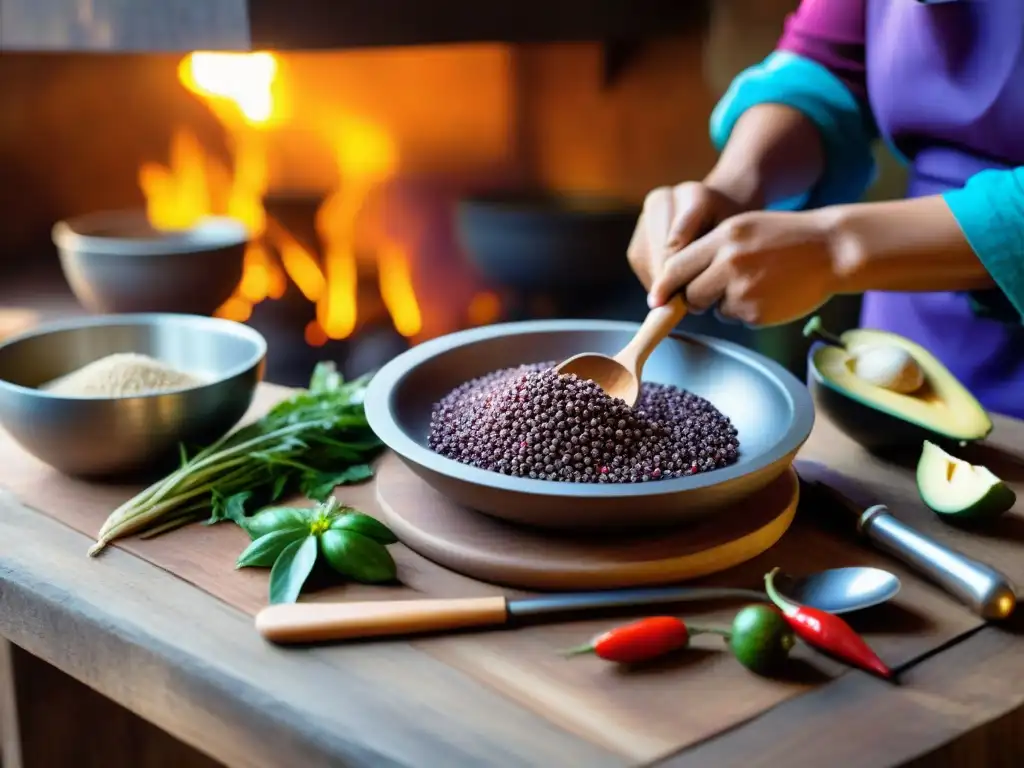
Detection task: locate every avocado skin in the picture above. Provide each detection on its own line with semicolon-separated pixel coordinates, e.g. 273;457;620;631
916;443;1017;522
920;478;1017;523
805;342;982;453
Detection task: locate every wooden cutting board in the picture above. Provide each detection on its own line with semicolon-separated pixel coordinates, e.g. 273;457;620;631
377;453;799;590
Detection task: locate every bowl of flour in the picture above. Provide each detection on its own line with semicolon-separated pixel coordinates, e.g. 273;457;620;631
0;313;266;477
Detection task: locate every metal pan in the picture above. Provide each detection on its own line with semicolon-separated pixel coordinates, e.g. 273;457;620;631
364;320;814;530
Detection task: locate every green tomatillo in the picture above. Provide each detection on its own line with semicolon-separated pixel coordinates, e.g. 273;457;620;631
235;496;400;604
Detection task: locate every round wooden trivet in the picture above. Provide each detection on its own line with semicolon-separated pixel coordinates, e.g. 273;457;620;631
376;454;799;591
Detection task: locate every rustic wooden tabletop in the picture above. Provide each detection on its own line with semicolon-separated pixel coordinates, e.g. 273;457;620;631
2;408;1024;767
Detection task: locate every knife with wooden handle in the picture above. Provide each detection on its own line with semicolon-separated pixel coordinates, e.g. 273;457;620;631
795;459;1017;620
254;586;766;644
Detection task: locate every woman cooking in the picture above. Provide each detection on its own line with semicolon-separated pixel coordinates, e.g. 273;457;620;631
628;0;1024;419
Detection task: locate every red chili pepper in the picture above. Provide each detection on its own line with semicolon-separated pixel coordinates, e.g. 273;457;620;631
564;616;693;663
764;567;892;679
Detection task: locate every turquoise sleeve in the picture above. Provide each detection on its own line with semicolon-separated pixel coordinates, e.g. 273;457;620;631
943;168;1024;322
709;51;879;211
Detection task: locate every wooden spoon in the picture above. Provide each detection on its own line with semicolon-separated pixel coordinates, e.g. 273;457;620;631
555;295;687;406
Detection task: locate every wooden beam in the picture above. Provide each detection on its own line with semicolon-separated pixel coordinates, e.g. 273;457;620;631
3;643;223;768
0;640;22;768
247;0;710;49
1;0;709;52
0;0;250;51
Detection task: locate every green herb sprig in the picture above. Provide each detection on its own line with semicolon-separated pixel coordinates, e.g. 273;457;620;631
89;362;383;556
237;497;399;604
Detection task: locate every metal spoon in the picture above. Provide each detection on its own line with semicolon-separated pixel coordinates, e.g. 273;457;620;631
255;566;901;644
773;566;901;614
555;295;688;406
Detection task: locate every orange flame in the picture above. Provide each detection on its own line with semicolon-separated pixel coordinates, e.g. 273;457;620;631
378;242;422;337
138;129;212;230
315;116;399;339
181;52;278;127
138;51;422;339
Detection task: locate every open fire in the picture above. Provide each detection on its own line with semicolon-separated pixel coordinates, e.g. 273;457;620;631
139;51;497;349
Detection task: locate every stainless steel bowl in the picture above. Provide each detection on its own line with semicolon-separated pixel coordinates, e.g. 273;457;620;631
52;209;248;316
365;320;814;530
0;313;266;477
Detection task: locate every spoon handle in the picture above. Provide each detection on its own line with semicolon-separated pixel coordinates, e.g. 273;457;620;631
617;295;688;371
858;505;1017;620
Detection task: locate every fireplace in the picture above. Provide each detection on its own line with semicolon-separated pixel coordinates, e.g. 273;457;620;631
1;2;869;386
130;46;528;385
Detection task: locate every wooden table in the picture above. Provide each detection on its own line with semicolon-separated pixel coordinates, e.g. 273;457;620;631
3;428;1024;768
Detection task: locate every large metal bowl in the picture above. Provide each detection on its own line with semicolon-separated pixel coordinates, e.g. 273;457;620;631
0;313;266;478
365;320;814;530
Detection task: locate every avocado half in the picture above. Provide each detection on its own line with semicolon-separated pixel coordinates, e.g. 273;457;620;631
804;317;992;451
917;440;1016;522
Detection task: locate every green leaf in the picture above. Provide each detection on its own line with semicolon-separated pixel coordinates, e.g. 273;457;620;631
270;474;289;502
300;464;375;501
243;506;313;540
236;528;308;568
310;361;343;394
319;529;397;583
269;535;319;604
330;511;398;545
221;491;253;525
206;490;253;526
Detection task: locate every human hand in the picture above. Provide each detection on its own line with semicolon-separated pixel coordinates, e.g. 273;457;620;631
647;209;844;327
627;182;750;294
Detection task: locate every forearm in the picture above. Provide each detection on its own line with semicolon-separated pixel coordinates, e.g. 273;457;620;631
704;104;825;211
826;196;996;293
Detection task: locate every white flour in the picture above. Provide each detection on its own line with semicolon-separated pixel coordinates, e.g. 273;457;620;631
43;353;205;397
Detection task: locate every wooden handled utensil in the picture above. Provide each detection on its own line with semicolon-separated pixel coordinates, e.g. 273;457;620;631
555;295;687;406
253;570;898;645
255;586;769;644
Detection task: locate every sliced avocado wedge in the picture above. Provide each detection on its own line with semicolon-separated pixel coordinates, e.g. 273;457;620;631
917;440;1016;521
804;316;992;450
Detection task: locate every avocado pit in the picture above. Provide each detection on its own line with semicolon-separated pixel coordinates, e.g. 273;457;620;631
849;344;925;394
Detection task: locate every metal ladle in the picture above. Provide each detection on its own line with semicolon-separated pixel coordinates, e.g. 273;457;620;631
254;566;901;644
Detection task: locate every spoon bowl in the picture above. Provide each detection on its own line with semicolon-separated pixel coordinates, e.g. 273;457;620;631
555;295;687;405
555;352;640;404
773;566;901;615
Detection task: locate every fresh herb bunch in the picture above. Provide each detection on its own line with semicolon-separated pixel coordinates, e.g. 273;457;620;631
237;497;399;604
89;362;383;556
